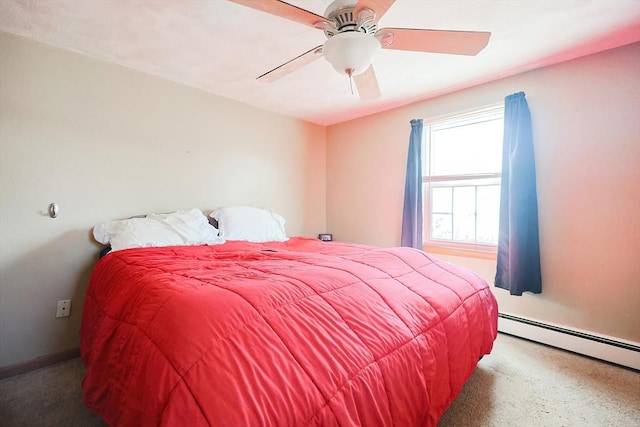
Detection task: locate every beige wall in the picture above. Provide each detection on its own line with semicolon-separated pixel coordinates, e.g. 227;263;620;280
327;43;640;343
0;32;326;367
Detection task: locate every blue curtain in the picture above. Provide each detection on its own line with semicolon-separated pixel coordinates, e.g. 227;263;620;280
495;92;542;295
401;119;423;249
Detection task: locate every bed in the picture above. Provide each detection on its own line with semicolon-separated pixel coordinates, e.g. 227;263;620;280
81;208;498;426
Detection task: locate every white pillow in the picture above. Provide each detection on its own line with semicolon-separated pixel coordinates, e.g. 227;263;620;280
93;220;123;245
210;206;288;242
147;208;223;245
94;217;184;252
93;208;225;251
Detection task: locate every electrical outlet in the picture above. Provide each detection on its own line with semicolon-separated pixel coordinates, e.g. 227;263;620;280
56;299;71;318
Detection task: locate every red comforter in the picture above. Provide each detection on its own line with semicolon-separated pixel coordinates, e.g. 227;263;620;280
81;238;498;426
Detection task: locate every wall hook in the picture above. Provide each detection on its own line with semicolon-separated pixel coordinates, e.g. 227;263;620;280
48;203;59;218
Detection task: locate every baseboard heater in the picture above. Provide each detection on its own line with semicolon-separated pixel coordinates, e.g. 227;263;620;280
497;313;640;371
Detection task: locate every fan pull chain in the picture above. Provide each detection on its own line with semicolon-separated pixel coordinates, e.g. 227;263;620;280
346;68;355;96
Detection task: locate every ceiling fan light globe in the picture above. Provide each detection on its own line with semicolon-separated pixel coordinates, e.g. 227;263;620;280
323;32;381;76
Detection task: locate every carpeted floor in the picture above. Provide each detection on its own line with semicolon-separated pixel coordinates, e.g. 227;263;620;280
0;333;638;426
438;334;640;427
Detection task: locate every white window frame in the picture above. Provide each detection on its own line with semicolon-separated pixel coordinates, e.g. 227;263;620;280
422;104;504;254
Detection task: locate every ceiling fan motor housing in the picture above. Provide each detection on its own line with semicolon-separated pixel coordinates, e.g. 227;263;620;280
323;0;377;38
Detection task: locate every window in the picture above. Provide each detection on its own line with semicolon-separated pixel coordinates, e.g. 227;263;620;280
422;105;504;254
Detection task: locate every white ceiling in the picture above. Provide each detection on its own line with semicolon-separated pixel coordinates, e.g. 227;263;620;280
1;0;639;126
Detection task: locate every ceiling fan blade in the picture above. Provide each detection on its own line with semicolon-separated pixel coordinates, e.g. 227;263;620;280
257;46;323;82
354;0;395;21
228;0;331;29
354;65;381;101
377;28;491;55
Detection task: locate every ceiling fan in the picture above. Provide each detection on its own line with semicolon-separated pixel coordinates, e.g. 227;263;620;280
228;0;491;100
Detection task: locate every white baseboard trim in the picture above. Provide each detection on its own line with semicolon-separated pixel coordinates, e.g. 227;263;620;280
497;313;640;371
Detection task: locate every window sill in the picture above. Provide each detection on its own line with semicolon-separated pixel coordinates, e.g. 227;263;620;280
423;244;497;261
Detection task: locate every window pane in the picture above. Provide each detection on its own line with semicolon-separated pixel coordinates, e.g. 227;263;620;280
431;118;503;176
431;187;452;213
423;106;503;248
453;186;476;242
477;185;501;244
432;214;452;240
